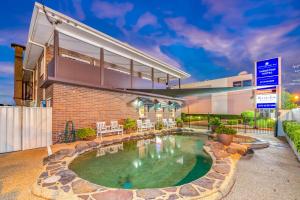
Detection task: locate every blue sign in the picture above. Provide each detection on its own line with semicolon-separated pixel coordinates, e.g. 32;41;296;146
256;58;279;86
256;76;279;86
256;103;276;109
256;58;279;78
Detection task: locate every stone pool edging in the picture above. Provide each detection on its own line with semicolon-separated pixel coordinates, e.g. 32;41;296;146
32;130;244;200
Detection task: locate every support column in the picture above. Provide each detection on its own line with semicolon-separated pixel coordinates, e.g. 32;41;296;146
53;30;59;77
100;48;104;86
151;68;154;89
11;43;26;106
130;60;133;88
178;78;181;89
166;74;170;89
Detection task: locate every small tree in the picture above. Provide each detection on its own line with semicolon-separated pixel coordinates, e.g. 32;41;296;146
282;91;298;110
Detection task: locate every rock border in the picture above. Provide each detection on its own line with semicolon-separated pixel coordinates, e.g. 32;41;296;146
32;130;244;200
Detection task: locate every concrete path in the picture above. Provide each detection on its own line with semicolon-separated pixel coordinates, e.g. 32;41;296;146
0;148;47;200
224;133;300;200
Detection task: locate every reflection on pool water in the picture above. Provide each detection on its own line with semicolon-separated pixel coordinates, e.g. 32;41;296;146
69;134;212;189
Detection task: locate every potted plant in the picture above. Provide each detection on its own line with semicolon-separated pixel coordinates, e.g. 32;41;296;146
176;117;184;127
209;117;222;133
123;118;137;134
215;125;237;145
76;128;96;141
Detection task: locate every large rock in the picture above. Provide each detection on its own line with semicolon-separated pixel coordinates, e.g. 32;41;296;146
92;190;133;200
226;147;238;154
72;179;99;194
43;175;60;185
57;149;76;157
193;178;215;190
75;143;89;153
167;194;180;200
207;172;225;180
179;184;199;197
212;149;230;159
56;170;77;185
87;141;100;148
213;164;231;174
136;189;165;199
211;142;225;150
228;143;248;155
44;149;75;164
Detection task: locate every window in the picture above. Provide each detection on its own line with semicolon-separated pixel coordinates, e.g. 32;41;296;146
233;81;242;87
243;80;252;86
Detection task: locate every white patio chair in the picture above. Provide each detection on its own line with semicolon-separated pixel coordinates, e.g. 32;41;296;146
168;118;176;128
137;120;147;132
162;118;169;128
96;121;110;139
110;120;124;135
145;119;154;130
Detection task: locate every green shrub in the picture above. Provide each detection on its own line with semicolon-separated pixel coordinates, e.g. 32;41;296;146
215;125;237;135
241;110;257;123
155;121;163;130
283;120;300;152
76;128;96;140
227;119;238;125
175;117;183;126
209;117;222;126
249;118;275;128
181;113;240;122
123;118;137;130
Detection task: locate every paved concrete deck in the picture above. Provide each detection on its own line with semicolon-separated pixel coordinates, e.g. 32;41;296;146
224;133;300;200
0;132;299;200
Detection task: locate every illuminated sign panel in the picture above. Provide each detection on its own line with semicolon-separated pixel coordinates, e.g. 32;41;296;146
256;58;279;86
256;94;277;109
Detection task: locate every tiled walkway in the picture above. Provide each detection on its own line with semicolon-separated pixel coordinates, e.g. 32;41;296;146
224;133;300;200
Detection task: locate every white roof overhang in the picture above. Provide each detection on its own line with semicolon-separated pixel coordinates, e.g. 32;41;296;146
23;2;190;79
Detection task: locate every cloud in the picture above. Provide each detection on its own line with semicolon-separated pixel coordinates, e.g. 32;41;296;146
0;28;28;46
165;16;300;71
139;44;181;68
134;12;158;32
165;17;234;57
72;0;85;20
0;62;14;75
91;1;133;19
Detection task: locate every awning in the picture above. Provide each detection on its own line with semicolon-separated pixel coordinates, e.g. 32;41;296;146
128;97;154;108
137;97;155;106
127;86;256;98
168;101;182;109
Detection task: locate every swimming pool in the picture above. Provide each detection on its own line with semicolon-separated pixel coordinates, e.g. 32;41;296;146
69;134;212;189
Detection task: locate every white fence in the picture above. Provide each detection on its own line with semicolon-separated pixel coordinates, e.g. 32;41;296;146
0;106;52;153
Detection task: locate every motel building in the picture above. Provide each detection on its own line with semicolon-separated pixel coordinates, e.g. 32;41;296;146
11;3;190;143
180;71;254;115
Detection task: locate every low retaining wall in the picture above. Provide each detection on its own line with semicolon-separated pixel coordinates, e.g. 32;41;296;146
32;130;247;200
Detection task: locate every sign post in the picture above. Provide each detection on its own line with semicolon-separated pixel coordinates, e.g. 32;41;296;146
254;57;281;136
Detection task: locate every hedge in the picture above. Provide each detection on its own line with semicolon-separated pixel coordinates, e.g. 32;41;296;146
249;118;275;128
182;113;241;122
283;120;300;152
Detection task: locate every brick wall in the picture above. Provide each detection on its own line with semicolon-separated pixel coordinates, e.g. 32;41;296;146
51;83;181;142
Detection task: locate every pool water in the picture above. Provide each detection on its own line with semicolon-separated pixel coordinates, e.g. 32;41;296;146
69;134;212;189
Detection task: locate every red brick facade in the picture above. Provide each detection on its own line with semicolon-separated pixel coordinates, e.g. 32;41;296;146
49;83;181;142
